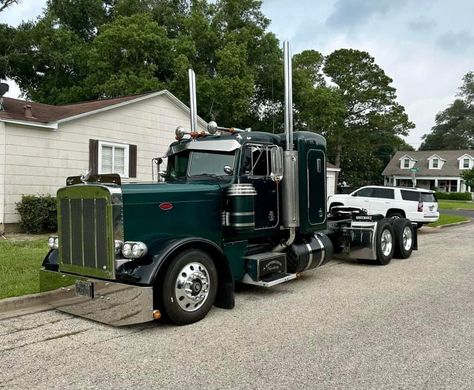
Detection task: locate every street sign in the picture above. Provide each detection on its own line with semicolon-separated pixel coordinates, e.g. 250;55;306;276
410;167;419;173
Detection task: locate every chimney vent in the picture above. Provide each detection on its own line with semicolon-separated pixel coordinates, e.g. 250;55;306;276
24;105;34;118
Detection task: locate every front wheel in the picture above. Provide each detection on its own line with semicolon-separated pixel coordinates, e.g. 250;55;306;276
162;249;217;325
375;219;395;265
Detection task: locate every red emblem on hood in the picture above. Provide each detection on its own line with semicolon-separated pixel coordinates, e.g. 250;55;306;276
159;202;173;211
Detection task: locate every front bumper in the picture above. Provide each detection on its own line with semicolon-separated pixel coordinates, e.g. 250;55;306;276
40;269;154;326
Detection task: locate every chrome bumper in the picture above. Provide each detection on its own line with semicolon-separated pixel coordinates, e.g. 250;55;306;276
40;269;154;326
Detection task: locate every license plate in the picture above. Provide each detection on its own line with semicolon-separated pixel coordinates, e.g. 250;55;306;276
75;280;94;298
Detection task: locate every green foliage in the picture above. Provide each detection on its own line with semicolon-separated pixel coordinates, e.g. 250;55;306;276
323;49;414;187
15;195;57;234
461;167;474;189
435;192;473;201
0;237;49;299
427;214;469;228
420;71;474;150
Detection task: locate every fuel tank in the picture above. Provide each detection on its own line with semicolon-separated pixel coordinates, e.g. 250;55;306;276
286;233;333;273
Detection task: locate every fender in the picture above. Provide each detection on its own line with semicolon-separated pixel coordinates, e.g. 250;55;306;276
117;237;235;309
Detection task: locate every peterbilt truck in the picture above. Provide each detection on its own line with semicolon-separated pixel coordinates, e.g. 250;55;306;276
40;42;417;326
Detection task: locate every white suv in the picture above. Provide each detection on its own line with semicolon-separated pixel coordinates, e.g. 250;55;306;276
328;186;439;226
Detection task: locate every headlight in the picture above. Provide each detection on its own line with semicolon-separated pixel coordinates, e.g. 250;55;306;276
122;242;132;258
121;241;148;259
48;236;58;249
115;240;123;255
132;242;147;258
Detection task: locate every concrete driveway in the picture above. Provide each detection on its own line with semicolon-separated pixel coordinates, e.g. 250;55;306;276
1;223;473;389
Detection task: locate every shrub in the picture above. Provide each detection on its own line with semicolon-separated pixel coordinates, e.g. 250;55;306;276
15;195;57;233
435;192;473;201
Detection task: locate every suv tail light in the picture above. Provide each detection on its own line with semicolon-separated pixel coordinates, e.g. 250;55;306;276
417;201;423;212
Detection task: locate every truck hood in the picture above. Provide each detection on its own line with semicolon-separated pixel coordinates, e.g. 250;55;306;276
121;182;223;245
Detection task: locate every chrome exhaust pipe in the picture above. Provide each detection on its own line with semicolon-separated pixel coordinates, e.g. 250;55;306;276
281;41;300;230
188;68;197;133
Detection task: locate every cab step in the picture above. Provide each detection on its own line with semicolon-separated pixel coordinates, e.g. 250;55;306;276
241;272;298;287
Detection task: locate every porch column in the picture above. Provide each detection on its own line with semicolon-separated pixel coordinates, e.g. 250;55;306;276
457;179;461;193
434;178;438;189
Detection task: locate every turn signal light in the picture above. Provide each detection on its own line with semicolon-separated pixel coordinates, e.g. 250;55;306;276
153;310;162;320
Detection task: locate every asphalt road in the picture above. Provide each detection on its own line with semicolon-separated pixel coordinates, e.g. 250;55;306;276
1;223;474;390
439;208;474;218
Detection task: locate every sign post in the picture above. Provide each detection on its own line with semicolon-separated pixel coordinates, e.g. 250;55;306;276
410;167;419;187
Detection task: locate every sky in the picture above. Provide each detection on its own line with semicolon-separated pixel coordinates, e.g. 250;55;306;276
2;0;474;149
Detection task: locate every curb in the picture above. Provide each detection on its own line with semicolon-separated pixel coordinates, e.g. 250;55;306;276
432;219;472;229
0;289;61;314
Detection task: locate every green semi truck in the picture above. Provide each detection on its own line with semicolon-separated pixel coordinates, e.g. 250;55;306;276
40;43;417;326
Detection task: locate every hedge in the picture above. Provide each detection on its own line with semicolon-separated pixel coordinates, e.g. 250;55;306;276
15;195;57;233
435;192;473;201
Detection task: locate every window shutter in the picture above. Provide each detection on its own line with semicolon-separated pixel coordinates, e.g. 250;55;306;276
129;144;137;178
89;139;98;174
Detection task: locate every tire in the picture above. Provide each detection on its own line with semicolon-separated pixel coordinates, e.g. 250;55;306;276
375;219;395;265
387;211;404;219
392;218;414;259
162;249;218;325
417;222;424;229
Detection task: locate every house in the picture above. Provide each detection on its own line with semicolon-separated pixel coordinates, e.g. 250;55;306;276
0;90;206;232
382;150;474;192
326;162;340;197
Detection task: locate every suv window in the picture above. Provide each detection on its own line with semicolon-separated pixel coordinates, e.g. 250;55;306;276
401;190;420;202
354;188;373;197
372;188;394;199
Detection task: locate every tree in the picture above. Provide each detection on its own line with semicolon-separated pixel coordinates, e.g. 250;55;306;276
323;49;414;186
461;167;474;191
0;0;19;13
420;71;474;150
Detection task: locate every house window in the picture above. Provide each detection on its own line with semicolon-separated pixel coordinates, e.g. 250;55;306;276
463;158;470;168
403;159;410;168
99;141;129;177
89;139;137;178
432;158;439;169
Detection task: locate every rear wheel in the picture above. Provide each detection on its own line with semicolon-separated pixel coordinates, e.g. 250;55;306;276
387;211;404;219
162;249;217;325
375;219;394;265
392;219;414;259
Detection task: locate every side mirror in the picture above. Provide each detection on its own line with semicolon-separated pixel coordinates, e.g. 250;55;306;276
224;165;233;175
270;146;284;182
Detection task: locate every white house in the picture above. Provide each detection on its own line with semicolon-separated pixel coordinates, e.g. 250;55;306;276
382;150;474;192
0;90;206;232
326;163;340;197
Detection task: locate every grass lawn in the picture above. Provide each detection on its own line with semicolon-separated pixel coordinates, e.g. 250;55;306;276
438;200;474;210
0;236;48;299
427;214;470;227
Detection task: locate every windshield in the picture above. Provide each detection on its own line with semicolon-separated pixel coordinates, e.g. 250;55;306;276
167;151;235;178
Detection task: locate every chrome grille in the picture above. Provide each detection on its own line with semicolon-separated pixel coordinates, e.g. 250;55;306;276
58;185;118;279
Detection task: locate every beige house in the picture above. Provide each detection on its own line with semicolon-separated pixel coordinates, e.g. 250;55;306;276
0;91;205;232
382;150;474;192
326;163;340;197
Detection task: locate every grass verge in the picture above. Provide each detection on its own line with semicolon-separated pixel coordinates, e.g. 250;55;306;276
0;236;47;299
427;214;470;228
438;200;474;210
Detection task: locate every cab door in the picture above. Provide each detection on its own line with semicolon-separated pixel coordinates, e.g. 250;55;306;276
240;144;279;230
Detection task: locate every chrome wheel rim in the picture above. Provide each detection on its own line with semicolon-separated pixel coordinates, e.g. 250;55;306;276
402;226;413;251
175;262;210;312
381;229;393;257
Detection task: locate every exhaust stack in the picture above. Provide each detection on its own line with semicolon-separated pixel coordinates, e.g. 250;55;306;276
281;41;300;229
188;69;198;132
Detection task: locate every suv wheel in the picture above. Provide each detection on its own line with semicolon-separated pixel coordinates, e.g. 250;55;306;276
387;211;404;219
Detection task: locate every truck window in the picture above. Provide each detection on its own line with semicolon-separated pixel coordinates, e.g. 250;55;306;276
401;190;420;201
167;151;190;178
188;151;235;176
241;144;271;176
372;188;394;199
